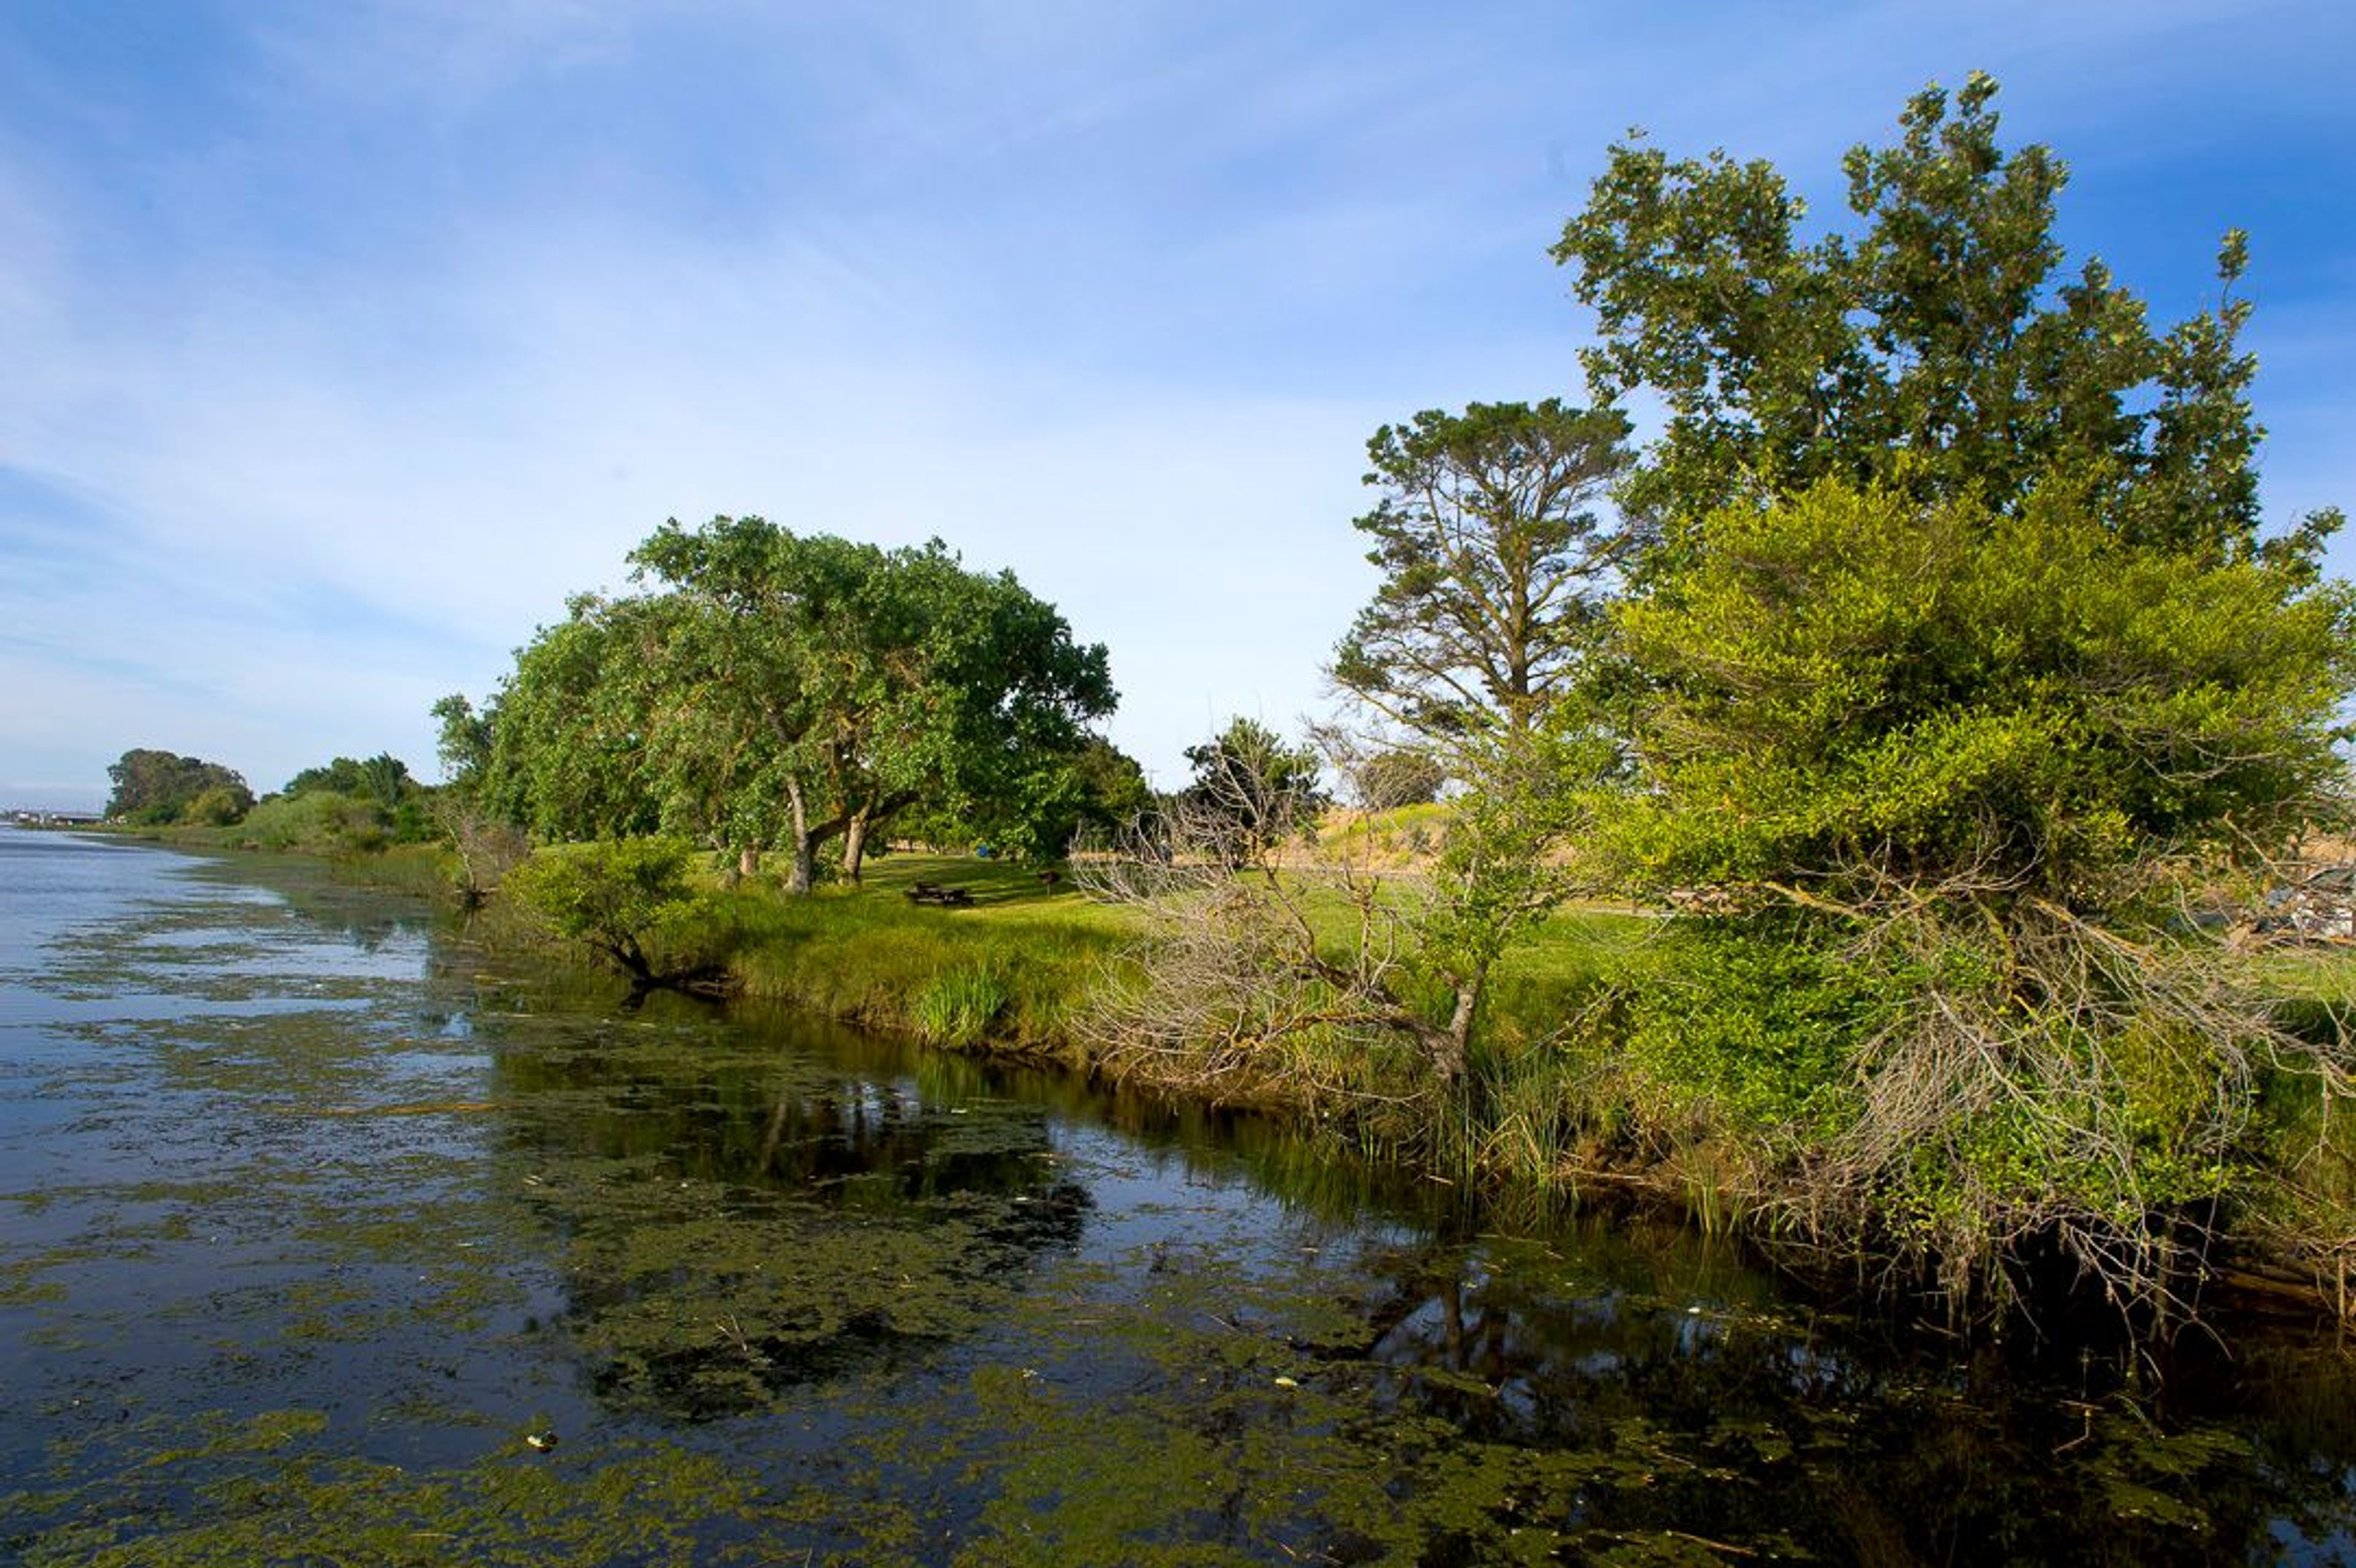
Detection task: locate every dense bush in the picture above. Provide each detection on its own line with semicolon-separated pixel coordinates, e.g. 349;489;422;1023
1584;480;2355;1310
235;791;390;855
501;837;701;982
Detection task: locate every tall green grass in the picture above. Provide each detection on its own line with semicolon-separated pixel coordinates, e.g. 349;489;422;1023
666;856;1133;1063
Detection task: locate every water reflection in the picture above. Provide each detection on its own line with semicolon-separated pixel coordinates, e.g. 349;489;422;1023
468;1006;1095;1417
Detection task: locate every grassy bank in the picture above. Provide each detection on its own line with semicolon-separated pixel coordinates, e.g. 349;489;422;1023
686;855;1133;1061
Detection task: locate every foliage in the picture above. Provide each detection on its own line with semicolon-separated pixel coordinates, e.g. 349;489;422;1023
1598;482;2354;904
178;783;252;827
104;748;250;825
1530;72;2356;1315
233;790;393;855
471;519;1117;893
501;837;702;982
1553;71;2343;571
429;692;492;786
628;518;1115;890
1347;747;1446;811
1332;399;1633;739
907;734;1157;863
276;752;432;842
1177;717;1327;865
476;594;671;843
1582;479;2355;1309
283;752;417;810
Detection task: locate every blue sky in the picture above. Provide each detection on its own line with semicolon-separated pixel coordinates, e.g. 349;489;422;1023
3;1;2352;810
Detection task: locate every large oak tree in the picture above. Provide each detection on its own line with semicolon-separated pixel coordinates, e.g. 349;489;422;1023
474;518;1115;894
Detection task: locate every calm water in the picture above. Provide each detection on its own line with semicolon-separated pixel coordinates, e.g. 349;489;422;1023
2;826;2352;1566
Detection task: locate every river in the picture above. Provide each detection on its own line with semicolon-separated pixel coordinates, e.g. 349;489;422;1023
1;826;2350;1565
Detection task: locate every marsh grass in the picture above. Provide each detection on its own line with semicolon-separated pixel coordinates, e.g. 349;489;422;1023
909;963;1011;1046
674;856;1133;1060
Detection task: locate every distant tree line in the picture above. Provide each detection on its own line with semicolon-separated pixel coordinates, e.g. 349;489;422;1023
101;745;436;853
104;749;253;826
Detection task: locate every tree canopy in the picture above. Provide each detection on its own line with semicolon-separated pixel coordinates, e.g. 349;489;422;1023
283;753;418;810
104;748;252;826
1597;480;2356;913
1331;399;1631;742
1552;71;2341;571
470;518;1117;891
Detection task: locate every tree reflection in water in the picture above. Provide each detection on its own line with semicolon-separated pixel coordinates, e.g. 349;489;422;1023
482;1007;1090;1419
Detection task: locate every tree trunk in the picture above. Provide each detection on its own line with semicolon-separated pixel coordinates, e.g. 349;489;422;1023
1426;959;1488;1086
786;777;815;895
842;810;871;884
738;844;760;883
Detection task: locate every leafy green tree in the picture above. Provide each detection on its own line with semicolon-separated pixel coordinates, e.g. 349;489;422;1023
476;595;668;844
628;517;1116;891
924;735;1155;863
431;694;493;788
283;758;362;797
1586;480;2356;1305
104;749;250;825
1552;71;2342;568
1331;400;1631;740
468;520;1115;893
282;753;416;810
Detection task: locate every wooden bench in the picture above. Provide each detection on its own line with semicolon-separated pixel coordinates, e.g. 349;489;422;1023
903;882;974;907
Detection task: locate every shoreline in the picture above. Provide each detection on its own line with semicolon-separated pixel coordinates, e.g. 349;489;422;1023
95;820;2356;1337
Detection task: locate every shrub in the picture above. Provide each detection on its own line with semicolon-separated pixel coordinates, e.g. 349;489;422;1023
236;791;389;855
501;837;699;982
